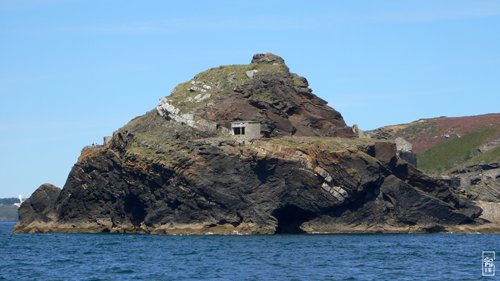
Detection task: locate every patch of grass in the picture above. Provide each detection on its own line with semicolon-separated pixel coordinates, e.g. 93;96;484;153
78;145;105;163
118;110;210;167
267;137;371;152
398;121;438;141
167;64;248;112
417;128;499;174
251;90;279;104
463;146;500;166
167;62;289;114
128;136;196;166
126;136;192;166
292;75;307;88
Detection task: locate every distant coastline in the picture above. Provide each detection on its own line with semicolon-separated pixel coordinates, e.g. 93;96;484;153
0;198;19;222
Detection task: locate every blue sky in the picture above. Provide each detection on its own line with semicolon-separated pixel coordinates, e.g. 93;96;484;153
1;0;499;198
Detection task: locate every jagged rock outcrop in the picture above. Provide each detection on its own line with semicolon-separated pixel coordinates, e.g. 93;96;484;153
17;184;60;229
14;54;495;234
448;163;500;202
156;53;355;138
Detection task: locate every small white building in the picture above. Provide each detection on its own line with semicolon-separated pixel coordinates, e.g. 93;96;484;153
395;137;413;152
231;121;261;140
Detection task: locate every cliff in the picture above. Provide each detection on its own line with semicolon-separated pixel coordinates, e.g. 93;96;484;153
15;54;496;234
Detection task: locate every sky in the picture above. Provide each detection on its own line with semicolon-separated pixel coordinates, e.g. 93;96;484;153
0;0;499;198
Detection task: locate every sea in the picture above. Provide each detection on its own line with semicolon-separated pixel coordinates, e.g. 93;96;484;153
0;222;498;280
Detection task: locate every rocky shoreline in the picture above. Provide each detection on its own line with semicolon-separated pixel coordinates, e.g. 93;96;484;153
15;216;500;235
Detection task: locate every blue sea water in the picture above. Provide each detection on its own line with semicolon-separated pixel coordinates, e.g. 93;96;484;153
0;222;498;280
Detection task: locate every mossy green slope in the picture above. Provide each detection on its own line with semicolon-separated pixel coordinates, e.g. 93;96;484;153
417;128;500;175
168;62;291;114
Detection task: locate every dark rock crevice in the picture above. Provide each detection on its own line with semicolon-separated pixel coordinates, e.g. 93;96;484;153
123;193;147;226
272;205;316;234
254;158;278;183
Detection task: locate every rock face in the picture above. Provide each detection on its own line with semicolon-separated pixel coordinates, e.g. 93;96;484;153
156;53;355;138
448;163;500;202
366;114;500;212
17;184;60;228
14;54;494;234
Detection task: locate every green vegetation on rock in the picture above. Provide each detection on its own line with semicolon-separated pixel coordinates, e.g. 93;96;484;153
398;121;438;141
463;146;500;167
168;62;289;114
268;136;371;153
417;128;500;174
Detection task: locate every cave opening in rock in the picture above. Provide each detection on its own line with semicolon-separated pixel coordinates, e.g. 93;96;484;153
272;205;315;234
124;194;146;226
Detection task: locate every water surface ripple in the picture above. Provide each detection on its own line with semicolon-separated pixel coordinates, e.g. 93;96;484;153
0;223;497;280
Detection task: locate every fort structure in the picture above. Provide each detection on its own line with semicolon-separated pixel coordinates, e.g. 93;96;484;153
395;137;413;152
231;121;261;141
394;137;417;166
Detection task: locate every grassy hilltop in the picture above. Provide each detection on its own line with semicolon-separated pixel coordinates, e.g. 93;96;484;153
368;114;500;175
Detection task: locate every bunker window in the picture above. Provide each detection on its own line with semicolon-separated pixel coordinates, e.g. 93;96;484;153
233;126;245;135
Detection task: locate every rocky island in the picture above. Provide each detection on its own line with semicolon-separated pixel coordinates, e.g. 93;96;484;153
14;54;499;234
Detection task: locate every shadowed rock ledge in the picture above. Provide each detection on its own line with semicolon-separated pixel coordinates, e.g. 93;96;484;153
14;54;497;234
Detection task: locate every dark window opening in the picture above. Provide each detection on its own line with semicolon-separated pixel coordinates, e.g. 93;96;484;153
233;126;245;135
